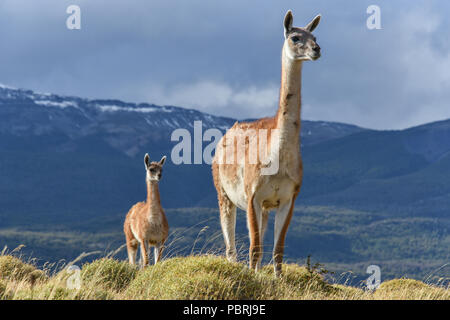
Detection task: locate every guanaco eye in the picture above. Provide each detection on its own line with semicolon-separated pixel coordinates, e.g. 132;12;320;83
291;36;300;42
149;168;155;173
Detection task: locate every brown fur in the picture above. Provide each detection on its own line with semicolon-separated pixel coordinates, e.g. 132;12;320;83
124;154;169;266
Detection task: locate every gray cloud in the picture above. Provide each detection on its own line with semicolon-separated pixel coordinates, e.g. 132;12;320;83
0;0;449;129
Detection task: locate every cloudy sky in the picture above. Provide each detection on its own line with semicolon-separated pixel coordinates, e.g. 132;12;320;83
0;0;449;129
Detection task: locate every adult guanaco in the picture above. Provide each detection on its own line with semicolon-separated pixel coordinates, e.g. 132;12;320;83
212;10;321;277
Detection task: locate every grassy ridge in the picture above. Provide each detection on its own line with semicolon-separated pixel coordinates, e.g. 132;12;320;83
1;254;448;300
1;206;448;283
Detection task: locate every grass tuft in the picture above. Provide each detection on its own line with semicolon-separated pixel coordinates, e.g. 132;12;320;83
0;254;448;300
373;278;450;300
0;255;46;283
125;255;273;299
81;258;138;292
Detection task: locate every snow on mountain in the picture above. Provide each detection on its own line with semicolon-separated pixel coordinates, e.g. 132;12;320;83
35;100;79;109
0;83;367;156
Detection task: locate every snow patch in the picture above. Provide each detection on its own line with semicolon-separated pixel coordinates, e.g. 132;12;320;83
35;100;78;109
0;83;17;90
97;104;161;113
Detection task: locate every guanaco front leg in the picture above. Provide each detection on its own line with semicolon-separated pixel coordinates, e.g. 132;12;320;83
247;196;263;271
154;244;164;264
273;196;296;277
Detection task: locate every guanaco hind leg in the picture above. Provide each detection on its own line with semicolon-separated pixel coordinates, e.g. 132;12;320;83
256;210;269;271
126;240;138;265
125;222;138;265
218;191;237;262
248;196;264;271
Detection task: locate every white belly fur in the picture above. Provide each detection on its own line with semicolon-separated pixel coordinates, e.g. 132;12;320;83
219;164;247;211
219;163;297;211
256;175;296;209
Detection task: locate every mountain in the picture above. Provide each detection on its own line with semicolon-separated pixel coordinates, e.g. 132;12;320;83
0;83;364;152
302;120;450;218
0;83;448;281
0;84;366;223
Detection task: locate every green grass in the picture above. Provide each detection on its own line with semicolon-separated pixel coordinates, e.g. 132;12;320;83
0;254;448;300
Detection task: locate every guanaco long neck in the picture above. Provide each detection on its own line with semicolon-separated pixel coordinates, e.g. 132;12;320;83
276;42;303;148
146;180;162;214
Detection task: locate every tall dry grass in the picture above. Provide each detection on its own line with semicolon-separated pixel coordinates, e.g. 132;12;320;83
0;247;448;300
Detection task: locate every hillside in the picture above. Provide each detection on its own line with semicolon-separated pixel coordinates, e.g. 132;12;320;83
0;83;449;282
0;83;365;220
302;123;450;218
1;254;448;300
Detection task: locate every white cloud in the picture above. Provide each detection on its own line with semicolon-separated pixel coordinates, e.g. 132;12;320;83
396;7;450;94
144;81;279;119
391;6;450;128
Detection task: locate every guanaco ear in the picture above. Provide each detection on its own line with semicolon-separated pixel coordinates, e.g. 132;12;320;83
159;155;167;166
305;14;321;32
144;153;150;168
284;10;293;38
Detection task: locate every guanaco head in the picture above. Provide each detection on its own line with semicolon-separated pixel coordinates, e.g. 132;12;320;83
144;153;166;182
283;10;321;61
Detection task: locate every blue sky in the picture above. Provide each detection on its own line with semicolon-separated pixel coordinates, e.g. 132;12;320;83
0;0;449;129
